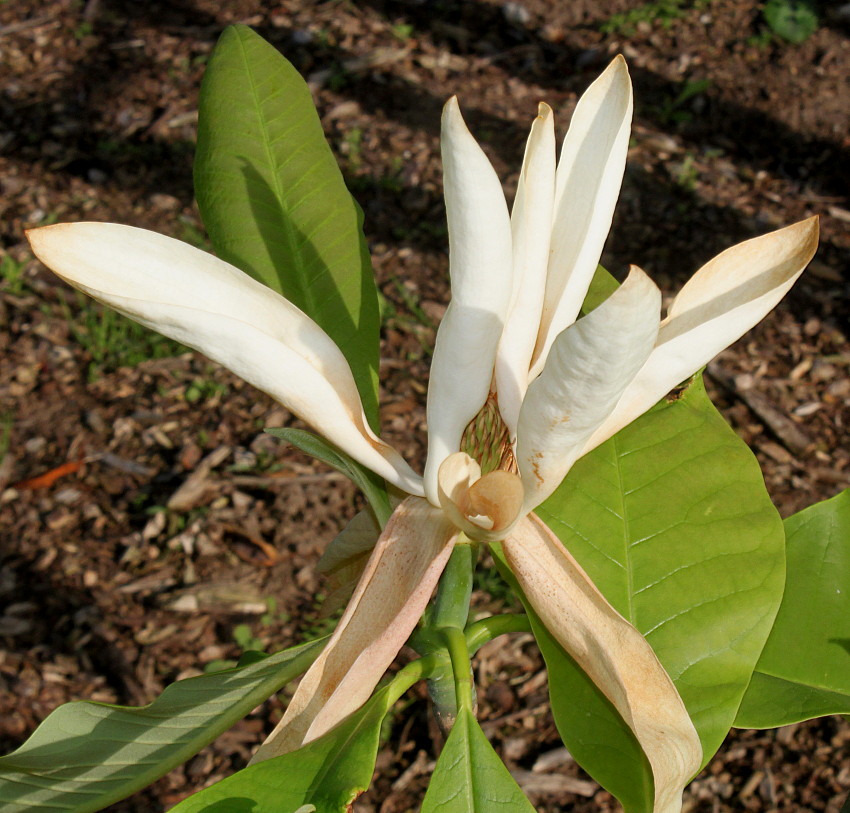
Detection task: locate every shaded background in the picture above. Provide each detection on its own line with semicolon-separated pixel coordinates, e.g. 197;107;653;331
0;0;848;810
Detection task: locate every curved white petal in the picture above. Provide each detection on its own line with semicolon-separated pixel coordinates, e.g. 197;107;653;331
495;102;556;438
517;268;660;513
583;217;819;453
424;98;514;504
27;222;423;495
530;55;633;380
251;497;457;761
502;514;702;813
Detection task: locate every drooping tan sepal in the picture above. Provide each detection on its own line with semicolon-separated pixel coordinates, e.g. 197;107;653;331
501;513;702;813
250;497;458;763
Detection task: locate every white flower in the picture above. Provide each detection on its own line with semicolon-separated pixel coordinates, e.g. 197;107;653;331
26;56;818;813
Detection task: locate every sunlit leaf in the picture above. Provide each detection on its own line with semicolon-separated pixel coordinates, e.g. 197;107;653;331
532;375;784;792
0;638;324;812
736;488;850;727
195;25;381;427
171;658;435;812
421;706;535;812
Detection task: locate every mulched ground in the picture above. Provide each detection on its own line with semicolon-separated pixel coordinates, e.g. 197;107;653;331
1;1;848;810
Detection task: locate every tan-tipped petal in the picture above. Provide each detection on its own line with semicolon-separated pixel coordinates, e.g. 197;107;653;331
530;55;633;379
517;267;660;513
495;102;557;437
26;223;422;496
502;515;702;812
424;98;514;505
583;217;819;452
250;497;457;762
436;451;524;541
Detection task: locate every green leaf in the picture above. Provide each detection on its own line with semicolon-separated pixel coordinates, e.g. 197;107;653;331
421;706;535;813
0;638;325;812
171;657;435;812
763;0;818;43
195;25;381;427
736;488;850;727
581;264;620;315
535;376;785;769
266;427;392;525
491;545;654;813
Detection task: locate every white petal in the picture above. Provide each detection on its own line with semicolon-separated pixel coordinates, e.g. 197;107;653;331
517;267;660;513
583;217;819;452
530;56;633;380
250;497;457;761
424;98;514;504
502;514;702;813
27;222;423;495
495;103;556;438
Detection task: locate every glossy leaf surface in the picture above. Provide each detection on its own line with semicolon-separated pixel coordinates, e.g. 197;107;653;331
171;659;432;812
0;638;324;812
195;25;381;426
528;375;785;808
736;488;850;727
421;705;535;812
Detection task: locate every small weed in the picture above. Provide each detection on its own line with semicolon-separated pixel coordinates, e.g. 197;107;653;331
391;278;435;330
473;564;521;611
653;78;711;126
763;0;818;43
0;413;12;459
341;128;363;169
299;601;343;640
599;0;712;35
672;153;699;191
73;21;93;40
391;22;414;41
0;254;28;295
184;378;227;404
233;623;265;654
60;293;184;380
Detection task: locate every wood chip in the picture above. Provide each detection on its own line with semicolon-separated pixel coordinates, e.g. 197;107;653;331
167;445;231;511
510;768;598;797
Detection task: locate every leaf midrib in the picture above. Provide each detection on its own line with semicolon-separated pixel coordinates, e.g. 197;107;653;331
235;29;315;316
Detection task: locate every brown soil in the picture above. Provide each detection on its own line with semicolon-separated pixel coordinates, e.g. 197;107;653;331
1;1;848;811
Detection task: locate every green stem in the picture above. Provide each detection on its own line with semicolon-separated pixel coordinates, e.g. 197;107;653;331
442;626;474;716
430;538;476;630
465;613;532;656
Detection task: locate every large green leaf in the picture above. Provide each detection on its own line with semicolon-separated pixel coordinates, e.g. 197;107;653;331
266;427;392;525
171;658;435;812
491;545;653;813
421;705;535;813
536;376;785;767
195;25;381;427
0;638;325;812
736;488;850;727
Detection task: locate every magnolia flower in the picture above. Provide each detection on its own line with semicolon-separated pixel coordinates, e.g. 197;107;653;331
26;57;818;813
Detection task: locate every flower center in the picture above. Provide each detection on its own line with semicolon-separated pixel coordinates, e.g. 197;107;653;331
460;392;516;476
